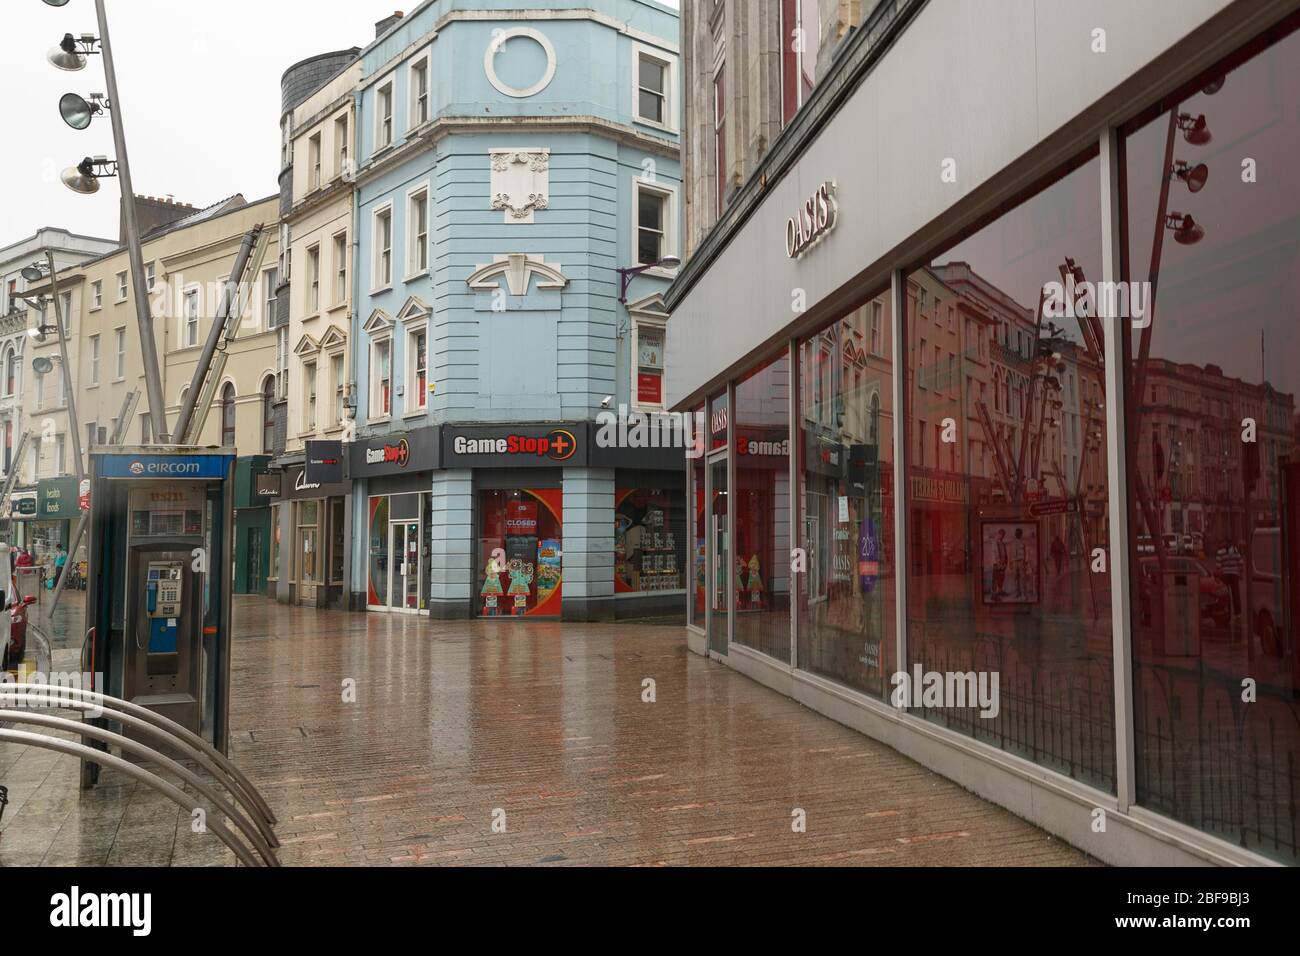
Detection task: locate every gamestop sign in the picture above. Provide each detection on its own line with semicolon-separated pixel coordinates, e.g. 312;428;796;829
785;181;838;259
445;425;586;468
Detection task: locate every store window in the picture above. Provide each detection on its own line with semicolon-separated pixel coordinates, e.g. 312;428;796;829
733;353;791;661
297;500;321;586
477;489;563;617
615;487;684;594
269;503;282;582
798;291;895;697
1121;15;1300;862
904;147;1114;792
691;405;706;626
367;495;390;607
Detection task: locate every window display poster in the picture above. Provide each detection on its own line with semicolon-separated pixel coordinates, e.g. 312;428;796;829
981;520;1041;605
536;538;562;601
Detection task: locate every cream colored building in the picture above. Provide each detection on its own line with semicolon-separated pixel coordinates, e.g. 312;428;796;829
284;60;360;452
20;195;281;489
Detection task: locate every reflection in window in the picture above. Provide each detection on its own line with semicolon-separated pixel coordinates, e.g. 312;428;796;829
733;354;791;660
904;150;1114;792
1122;15;1300;862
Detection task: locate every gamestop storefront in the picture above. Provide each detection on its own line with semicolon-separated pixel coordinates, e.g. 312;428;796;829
666;3;1300;866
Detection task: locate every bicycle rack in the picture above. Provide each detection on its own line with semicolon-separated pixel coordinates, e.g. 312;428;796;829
6;683;276;827
0;710;278;866
0;728;267;867
0;683;279;866
0;689;278;852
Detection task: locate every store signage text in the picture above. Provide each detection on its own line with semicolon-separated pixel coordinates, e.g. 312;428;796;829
365;438;410;468
785;181;838;259
737;437;791;457
295;471;321;492
452;429;576;462
910;475;968;504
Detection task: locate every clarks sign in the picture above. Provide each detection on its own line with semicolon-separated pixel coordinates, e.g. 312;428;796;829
785;181;838;259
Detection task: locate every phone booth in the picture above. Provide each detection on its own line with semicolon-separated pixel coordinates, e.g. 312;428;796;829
81;447;237;787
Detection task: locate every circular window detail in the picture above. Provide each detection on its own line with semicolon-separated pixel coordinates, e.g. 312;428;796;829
484;27;557;99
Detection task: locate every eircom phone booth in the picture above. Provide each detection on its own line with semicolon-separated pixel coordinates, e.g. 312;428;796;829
81;447;236;787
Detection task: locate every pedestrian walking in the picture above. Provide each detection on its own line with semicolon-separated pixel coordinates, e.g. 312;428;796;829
1215;538;1244;617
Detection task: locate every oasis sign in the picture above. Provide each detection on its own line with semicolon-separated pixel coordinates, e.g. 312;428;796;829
785;181;838;259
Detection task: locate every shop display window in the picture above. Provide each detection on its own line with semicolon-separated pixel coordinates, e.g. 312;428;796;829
477;489;563;616
367;495;389;607
615;488;685;594
798;291;895;696
903;146;1114;792
1121;16;1300;861
733;353;791;661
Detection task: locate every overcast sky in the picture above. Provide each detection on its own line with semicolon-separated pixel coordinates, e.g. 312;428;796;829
2;0;676;243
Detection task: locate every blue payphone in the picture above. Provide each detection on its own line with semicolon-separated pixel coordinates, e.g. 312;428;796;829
82;447;236;785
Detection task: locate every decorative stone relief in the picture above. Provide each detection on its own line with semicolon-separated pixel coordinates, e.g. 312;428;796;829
490;148;550;223
467;254;568;297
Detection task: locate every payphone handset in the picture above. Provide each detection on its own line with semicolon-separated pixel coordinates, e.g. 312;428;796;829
141;560;186;653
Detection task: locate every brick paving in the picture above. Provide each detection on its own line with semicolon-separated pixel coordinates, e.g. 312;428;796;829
1;596;1095;866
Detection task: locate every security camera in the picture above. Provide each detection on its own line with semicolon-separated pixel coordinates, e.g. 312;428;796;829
601;395;613;408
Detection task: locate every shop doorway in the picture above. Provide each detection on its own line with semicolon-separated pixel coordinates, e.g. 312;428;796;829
707;455;729;654
247;527;264;593
388;519;422;612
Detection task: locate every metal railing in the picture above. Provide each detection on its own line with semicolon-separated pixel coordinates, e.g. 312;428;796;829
0;683;278;867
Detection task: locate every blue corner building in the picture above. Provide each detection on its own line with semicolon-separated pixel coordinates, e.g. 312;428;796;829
343;0;684;620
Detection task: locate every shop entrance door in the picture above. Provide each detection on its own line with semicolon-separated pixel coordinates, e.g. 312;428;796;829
388;520;422;612
707;456;729;654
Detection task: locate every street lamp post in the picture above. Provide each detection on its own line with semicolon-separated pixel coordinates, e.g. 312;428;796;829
91;0;169;442
43;0;170;442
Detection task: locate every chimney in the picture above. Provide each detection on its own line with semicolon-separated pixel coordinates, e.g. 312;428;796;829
375;10;404;39
121;194;198;244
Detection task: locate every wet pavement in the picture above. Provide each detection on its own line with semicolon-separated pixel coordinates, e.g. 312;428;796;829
1;596;1095;866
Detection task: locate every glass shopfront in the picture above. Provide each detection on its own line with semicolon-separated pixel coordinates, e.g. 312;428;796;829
367;491;432;612
733;354;791;661
798;290;895;698
476;488;563;617
690;405;706;626
1121;17;1300;862
615;486;685;595
903;147;1114;792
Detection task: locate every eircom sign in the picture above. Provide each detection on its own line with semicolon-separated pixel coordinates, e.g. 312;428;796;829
97;454;230;480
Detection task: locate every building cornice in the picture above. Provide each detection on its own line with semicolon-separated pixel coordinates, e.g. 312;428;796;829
356;113;678;189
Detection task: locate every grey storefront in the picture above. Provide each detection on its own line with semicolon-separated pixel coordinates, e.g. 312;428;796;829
273;460;351;609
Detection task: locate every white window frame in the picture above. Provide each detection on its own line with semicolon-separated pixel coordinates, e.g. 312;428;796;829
369;334;393;422
183;286;200;347
307;243;321;312
145;261;156;292
632;43;677;132
405;183;430;280
335;113;350;178
329;350;346;427
308;132;323;190
409;51;431;128
88;333;100;387
263;266;278;331
374;78;395;151
632;176;679;274
114;326;126;380
91;280;103;310
371;203;394;292
631;315;667;412
304;358;318;432
406;324;428;414
116;270;128;302
333;231;348;306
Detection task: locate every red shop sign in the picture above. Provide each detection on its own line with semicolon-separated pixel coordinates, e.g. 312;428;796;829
637;373;662;405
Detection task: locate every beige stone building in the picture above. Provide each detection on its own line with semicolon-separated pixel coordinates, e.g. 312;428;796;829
16;196;280;564
284;60;361;452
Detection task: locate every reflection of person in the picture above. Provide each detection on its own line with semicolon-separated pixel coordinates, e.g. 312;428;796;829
991;530;1008;599
1013;529;1028;598
1051;534;1066;576
1216;539;1244;616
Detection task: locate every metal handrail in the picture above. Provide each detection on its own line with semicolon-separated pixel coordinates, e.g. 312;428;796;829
1;689;278;851
5;683;277;827
0;728;263;867
0;709;278;866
